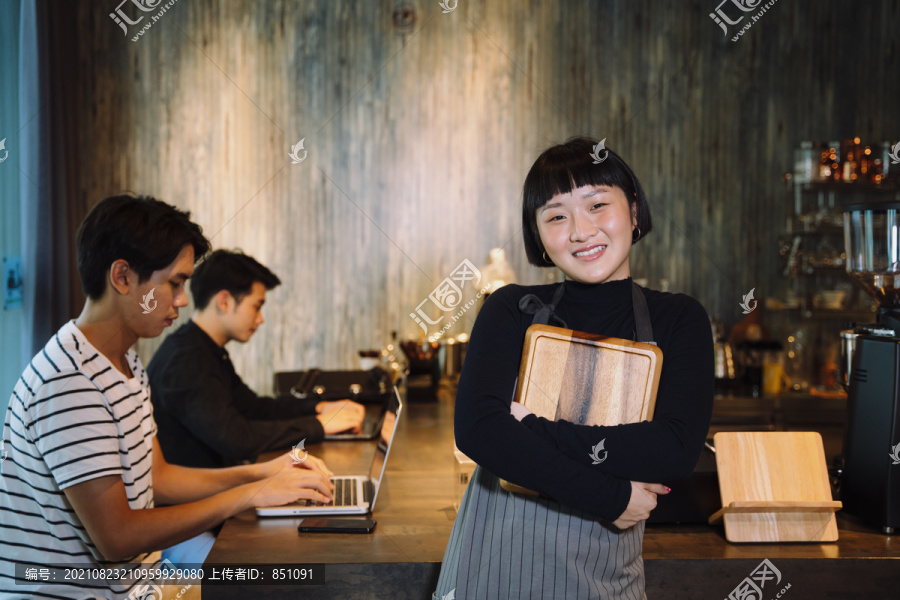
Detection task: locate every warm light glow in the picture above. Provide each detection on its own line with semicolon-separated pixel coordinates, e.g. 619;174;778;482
456;333;468;343
853;136;861;144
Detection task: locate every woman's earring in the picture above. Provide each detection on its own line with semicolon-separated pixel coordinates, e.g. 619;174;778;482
543;251;552;264
632;226;641;243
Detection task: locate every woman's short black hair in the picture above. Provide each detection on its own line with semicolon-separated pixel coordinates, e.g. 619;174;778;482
521;137;653;266
190;249;281;310
76;194;210;300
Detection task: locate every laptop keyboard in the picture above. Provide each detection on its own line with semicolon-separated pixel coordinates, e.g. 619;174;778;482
312;477;357;507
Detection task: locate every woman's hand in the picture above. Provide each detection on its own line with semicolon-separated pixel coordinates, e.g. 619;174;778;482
612;481;670;530
509;401;532;422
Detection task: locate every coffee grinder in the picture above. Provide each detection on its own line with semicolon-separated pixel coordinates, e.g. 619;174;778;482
840;201;900;533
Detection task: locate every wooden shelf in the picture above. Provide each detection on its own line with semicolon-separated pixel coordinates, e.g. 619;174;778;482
793;180;900;193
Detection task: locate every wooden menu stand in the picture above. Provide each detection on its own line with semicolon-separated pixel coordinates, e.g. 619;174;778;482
708;431;841;542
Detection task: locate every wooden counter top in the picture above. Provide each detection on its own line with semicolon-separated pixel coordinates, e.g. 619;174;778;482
202;385;899;599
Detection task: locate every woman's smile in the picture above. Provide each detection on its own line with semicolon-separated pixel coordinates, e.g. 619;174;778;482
572;244;607;260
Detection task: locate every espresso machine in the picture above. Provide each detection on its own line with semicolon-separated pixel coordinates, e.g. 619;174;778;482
839;201;900;533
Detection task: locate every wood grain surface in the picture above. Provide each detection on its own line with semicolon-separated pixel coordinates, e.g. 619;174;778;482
516;324;662;425
712;431;840;543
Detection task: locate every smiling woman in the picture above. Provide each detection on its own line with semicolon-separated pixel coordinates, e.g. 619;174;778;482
522;138;653;283
434;137;713;600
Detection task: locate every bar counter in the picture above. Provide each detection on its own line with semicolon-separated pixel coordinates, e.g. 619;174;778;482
203;385;899;599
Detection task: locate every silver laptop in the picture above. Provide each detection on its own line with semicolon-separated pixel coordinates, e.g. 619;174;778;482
256;388;402;517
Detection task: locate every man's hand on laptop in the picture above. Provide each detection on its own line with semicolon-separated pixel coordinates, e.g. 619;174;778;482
315;399;365;434
250;465;335;508
263;452;333;480
316;399;365;419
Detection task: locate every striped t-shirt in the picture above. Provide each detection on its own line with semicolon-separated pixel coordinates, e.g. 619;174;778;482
0;320;161;599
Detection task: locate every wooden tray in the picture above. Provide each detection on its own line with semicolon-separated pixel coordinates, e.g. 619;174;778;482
500;324;663;495
709;431;841;542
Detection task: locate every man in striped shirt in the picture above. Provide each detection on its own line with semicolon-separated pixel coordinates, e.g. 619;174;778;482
0;195;334;599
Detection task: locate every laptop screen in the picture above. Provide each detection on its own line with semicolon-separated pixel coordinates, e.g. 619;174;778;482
367;387;402;495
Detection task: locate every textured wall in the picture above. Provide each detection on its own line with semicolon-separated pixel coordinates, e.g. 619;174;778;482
65;0;900;393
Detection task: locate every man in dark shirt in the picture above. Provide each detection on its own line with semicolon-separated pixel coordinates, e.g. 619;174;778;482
147;249;364;469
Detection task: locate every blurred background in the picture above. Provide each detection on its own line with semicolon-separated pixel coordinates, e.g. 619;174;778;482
1;0;898;414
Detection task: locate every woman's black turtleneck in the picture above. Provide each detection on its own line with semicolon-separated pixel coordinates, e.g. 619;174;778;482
453;276;714;522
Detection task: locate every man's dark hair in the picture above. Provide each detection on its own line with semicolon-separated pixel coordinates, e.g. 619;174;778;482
190;249;281;310
521;137;653;266
76;194;211;300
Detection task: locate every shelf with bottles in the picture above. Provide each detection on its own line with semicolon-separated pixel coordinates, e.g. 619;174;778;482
779;140;896;318
792;138;897;187
778;232;847;277
786;138;899;235
785;184;900;235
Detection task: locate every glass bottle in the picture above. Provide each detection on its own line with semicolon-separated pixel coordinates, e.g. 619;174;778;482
794;141;816;184
878;141;893;183
841;137;860;183
827;140;841;181
819;142;836;180
860;145;873;181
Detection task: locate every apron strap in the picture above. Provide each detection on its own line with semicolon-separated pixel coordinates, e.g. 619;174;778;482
518;282;568;328
632;281;656;345
518;279;655;344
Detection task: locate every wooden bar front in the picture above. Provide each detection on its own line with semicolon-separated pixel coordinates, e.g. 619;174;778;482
203;387;900;599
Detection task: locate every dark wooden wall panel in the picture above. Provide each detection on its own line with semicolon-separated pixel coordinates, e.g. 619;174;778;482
65;0;899;393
